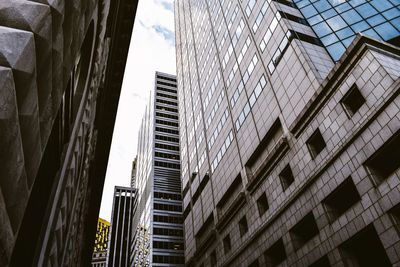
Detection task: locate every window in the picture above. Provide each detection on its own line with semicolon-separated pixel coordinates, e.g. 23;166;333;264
339;225;391;267
341;84;366;118
264;238;287;267
239;216;249;237
210;250;217;266
289;212;319;250
257;193;269;216
322;177;361;223
306;128;326;159
279;164;295;191
364;130;400;184
309;256;331;267
248;259;260;267
223;234;232;253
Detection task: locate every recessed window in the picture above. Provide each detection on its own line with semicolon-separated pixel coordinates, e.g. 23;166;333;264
223;235;232;254
279;164;295;191
264;238;287;267
306;129;326;159
389;203;400;232
257;193;269;216
339;225;391;267
210;250;217;266
309;255;331;267
322;177;361;223
341;84;366;117
289;212;319;250
364;130;400;185
239;216;249;237
248;259;260;267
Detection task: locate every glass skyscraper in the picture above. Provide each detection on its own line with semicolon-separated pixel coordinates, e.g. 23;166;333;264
295;0;400;60
175;0;400;266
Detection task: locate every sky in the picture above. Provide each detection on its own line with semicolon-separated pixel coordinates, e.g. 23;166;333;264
99;0;176;221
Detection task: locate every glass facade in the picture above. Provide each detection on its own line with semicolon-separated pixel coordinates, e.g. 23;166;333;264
295;0;400;60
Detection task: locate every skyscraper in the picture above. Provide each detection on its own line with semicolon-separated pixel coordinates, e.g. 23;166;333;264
131;72;185;266
108;186;138;267
175;0;400;266
0;0;137;265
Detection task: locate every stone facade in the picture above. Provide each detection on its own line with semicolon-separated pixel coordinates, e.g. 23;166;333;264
175;0;400;265
0;0;137;266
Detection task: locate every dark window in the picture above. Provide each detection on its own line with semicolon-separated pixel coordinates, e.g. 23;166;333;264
322;177;361;223
155;134;179;143
279;164;295;191
157;86;177;94
154;161;180;170
157;92;178;100
257;193;269;216
364;130;400;184
157;80;176;87
154;203;182;212
156;98;178;106
183;205;191;220
156;119;179;127
156;105;178;113
153;227;183;237
248;259;260;267
153;255;184;264
156;112;178;120
210;250;217;266
239;216;249;237
309;255;331;267
223;234;232;254
154;191;181;201
155;143;179;151
306;129;326;159
155;127;179;135
264;238;287;267
339;225;391;267
155;151;180;160
289;212;319;250
389;203;400;230
153;214;182;224
341;84;365;118
153;241;184;250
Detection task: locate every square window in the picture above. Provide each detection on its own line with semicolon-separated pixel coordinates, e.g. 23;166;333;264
364;130;400;185
239;216;249;237
306;128;326;159
339;225;391;266
264;238;287;266
223;235;232;253
289;212;319;250
210;250;217;266
279;164;295;191
257;193;269;215
322;177;361;223
340;84;366;117
309;256;331;267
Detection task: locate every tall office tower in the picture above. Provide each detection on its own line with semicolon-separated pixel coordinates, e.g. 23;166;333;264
0;0;137;266
132;157;138;187
108;186;138;267
131;72;185;266
175;0;400;266
92;218;111;267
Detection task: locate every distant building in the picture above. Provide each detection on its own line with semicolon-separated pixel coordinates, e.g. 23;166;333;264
132;157;138;188
0;0;137;265
108;186;138;267
92;218;110;267
131;72;184;266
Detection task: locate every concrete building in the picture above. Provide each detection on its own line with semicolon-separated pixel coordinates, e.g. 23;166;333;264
175;0;400;266
131;72;185;266
0;0;137;265
92;218;110;267
108;186;138;267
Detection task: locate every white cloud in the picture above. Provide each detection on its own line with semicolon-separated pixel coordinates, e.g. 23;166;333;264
99;0;176;221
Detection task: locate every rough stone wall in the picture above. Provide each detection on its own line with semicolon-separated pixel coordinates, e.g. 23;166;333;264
0;0;110;265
